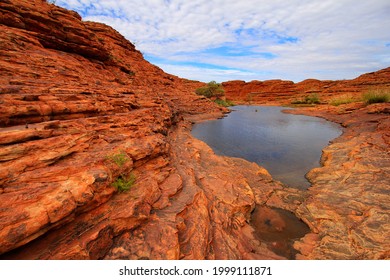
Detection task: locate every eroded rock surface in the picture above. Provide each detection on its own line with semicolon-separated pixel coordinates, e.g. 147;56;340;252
1;0;249;259
0;0;286;260
223;67;390;104
288;104;390;259
222;63;390;260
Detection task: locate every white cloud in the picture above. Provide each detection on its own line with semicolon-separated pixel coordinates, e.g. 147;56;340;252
57;0;390;82
158;63;261;83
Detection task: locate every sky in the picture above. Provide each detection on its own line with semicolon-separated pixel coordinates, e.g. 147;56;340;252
55;0;390;83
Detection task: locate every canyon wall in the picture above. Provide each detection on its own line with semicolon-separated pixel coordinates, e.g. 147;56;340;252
222;67;390;104
222;69;390;259
0;0;287;260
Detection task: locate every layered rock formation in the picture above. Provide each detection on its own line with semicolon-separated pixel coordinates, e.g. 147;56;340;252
223;67;390;104
1;0;389;260
288;104;390;259
222;69;390;259
0;0;288;260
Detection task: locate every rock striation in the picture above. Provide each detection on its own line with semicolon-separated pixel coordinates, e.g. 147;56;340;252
222;69;390;259
223;71;390;259
222;68;390;104
288;104;390;259
0;0;285;260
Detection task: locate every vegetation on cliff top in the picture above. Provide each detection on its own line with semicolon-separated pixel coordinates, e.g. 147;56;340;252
195;81;234;107
195;81;225;99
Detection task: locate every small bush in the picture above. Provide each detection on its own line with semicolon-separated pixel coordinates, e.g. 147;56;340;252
214;99;235;107
362;89;390;104
304;93;320;104
291;93;321;105
112;173;136;192
195;81;225;99
329;95;355;106
106;151;129;167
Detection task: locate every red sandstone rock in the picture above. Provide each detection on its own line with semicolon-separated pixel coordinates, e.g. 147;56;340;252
216;76;390;260
0;0;278;260
289;105;390;259
0;0;227;259
222;68;390;104
222;65;389;260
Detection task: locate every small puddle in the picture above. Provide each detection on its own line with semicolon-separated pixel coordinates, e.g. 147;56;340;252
251;205;310;259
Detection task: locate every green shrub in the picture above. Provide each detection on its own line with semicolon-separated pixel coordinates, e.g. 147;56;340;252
214;99;235;107
304;93;320;104
195;81;225;99
362;89;390;104
106;151;129;167
291;93;321;105
112;173;136;192
329;95;355;106
291;99;306;105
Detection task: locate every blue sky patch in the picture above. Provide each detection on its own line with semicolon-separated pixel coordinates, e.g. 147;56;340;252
203;46;277;59
145;54;252;72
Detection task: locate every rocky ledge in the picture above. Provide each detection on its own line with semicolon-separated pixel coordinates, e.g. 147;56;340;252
0;0;389;260
288;103;390;259
223;67;390;105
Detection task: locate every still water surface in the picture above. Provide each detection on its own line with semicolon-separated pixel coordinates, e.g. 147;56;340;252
191;106;342;189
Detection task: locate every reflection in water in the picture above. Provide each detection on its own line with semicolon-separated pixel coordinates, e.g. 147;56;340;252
251;205;310;259
192;106;342;189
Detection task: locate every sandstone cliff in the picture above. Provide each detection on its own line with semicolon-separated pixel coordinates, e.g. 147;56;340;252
0;0;287;259
222;72;390;259
222;68;390;104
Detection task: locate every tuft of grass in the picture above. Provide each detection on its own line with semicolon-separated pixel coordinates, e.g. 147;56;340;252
214;99;235;107
291;93;321;105
106;151;129;167
304;93;321;104
329;95;355;106
112;173;136;192
362;89;390;105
